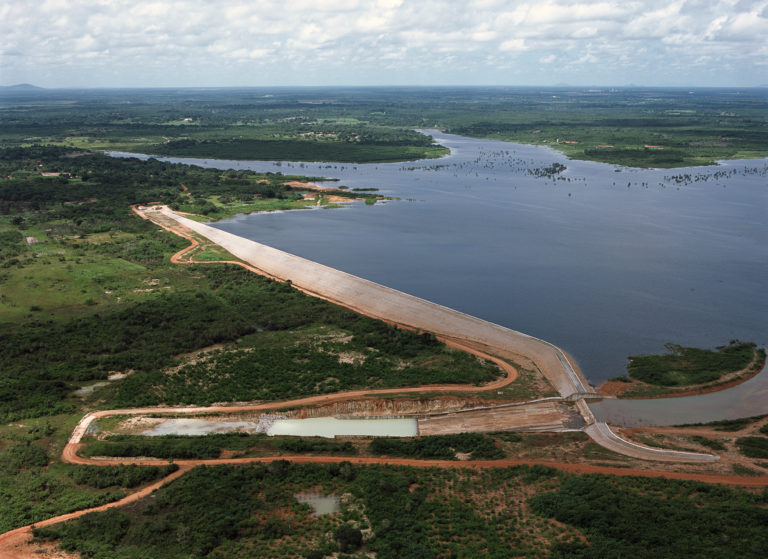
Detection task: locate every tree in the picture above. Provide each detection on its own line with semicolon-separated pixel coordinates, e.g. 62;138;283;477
335;524;363;552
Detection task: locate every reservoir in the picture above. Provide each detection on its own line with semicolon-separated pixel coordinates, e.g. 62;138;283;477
110;132;767;422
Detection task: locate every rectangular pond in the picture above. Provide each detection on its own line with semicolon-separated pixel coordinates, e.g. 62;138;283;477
295;493;340;516
267;417;418;438
143;419;261;436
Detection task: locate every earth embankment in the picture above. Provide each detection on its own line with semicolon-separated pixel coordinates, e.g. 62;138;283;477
156;207;590;399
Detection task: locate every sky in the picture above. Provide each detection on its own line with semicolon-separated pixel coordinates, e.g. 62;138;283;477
1;0;767;88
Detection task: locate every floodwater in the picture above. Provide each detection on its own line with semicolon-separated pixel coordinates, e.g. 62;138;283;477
110;132;767;424
267;417;418;438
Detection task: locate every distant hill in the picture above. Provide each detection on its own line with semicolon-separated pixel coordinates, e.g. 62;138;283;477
0;83;45;90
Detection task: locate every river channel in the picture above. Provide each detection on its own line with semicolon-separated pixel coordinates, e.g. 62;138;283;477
110;131;767;425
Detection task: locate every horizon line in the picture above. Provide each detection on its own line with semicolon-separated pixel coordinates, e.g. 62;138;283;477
3;83;768;91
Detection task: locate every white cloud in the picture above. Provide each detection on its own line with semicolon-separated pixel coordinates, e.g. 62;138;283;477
0;0;765;87
499;39;528;52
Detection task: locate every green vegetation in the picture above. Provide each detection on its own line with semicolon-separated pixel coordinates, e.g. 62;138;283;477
149;321;497;406
0;89;449;163
0;143;504;537
689;435;727;451
68;464;179;489
34;462;768;559
529;474;768;558
80;433;359;460
0;439;124;533
626;341;760;387
0;146;499;421
439;89;768;167
732;464;763;477
2;89;767;557
272;438;357;456
140;136;447;163
2;87;766;167
678;415;768;431
370;432;505;460
735;437;768;459
82;434;266;460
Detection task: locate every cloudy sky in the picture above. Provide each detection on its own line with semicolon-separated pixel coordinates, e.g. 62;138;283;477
1;0;766;88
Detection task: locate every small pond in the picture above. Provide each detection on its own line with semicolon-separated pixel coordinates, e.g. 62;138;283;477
142;419;261;436
295;493;340;516
267;417;418;438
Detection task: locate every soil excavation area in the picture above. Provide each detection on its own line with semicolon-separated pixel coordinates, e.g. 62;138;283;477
418;399;580;435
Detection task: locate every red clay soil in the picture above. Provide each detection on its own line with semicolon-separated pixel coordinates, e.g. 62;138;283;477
597;380;633;397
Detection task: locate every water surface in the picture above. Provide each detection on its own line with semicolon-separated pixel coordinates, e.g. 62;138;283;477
143;419;260;436
268;417;418;438
110;133;767;423
295;493;340;516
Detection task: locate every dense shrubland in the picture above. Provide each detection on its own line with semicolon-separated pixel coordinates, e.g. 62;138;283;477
369;432;504;460
34;462;768;559
627;341;761;386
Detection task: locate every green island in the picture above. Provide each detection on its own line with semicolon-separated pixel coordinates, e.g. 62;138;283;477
1;90;768;559
605;341;766;398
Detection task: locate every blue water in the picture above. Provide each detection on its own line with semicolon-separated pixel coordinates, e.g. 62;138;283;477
111;132;767;423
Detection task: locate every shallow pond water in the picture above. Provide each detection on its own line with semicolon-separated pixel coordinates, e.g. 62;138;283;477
142;419;260;436
267;417;418;438
295;493;340;516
